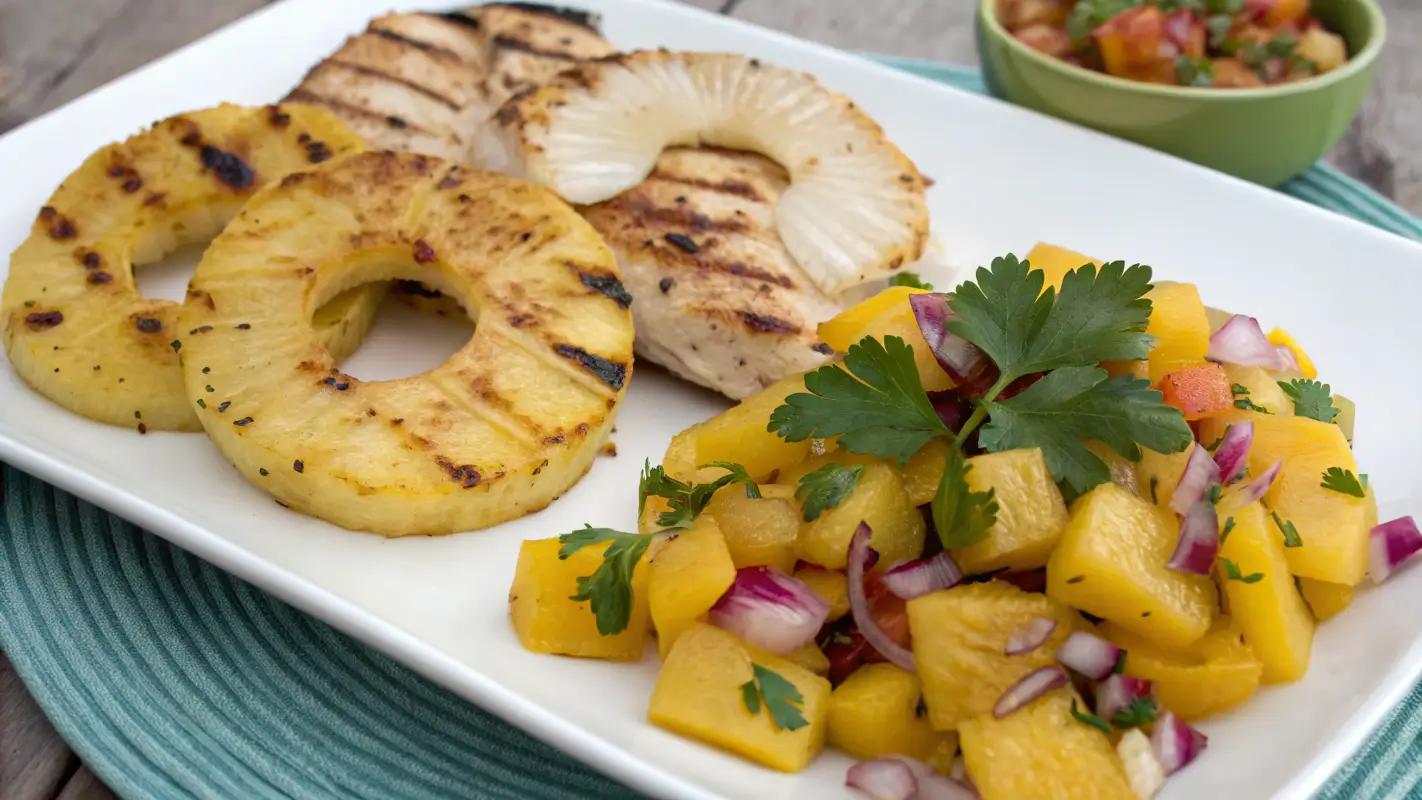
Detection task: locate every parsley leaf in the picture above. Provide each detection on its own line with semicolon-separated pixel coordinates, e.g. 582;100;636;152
1071;698;1112;734
701;461;762;500
1176;55;1215;87
1279;380;1340;423
889;271;933;290
1221;557;1265;584
641;460;760;529
1321;467;1365;498
947;255;1155;384
934;450;999;548
977;366;1193;495
1234;397;1271;414
639;461;689;516
796;462;865;522
1112;697;1159;729
558;526;655;635
769;336;949;465
1271;511;1303;548
740;664;808;731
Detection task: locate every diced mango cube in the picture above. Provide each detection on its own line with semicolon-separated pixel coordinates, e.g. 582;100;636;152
648;624;830;772
794;460;925;570
817;286;953;392
1047;483;1217;649
1219;364;1294;418
643;421;726;533
695;374;813;481
788;643;831;676
648;517;737;659
1101;618;1263;721
510;537;650;660
951;448;1070;575
795;567;850;621
902;438;950;507
818;286;928;352
1135;442;1194;512
707;483;800;573
1144;282;1211;384
828;663;957;763
1025;242;1100;293
908;581;1079;730
1298;578;1355;621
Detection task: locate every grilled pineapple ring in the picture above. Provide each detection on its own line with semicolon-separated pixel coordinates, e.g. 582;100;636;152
2;103;379;432
478;50;930;296
178;151;635;536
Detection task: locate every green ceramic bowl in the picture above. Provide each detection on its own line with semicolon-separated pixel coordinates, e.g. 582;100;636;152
975;0;1386;186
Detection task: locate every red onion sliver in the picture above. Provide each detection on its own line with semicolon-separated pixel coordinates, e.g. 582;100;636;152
1170;445;1221;515
1275;344;1302;373
1212;422;1253;485
708;566;830;655
1368;516;1422;585
1167;499;1220;576
882;551;964;601
1207;315;1285;369
848;523;917;673
1005;616;1058;656
1094;674;1155;723
909;293;991;386
1151;711;1208;775
1163;9;1193;48
1055;631;1122;681
846;759;917;800
1233;460;1282;506
993;665;1069;718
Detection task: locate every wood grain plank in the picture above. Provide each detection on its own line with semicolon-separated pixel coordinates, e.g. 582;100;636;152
0;651;81;800
55;767;115;800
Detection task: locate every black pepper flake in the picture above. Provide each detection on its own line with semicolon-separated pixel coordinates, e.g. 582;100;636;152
170;340;182;352
137;423;148;434
202;366;210;374
205;385;214;393
520;231;532;242
812;342;833;355
367;408;377;417
218;401;230;413
1066;575;1086;584
259;468;269;476
387;115;407;128
1141;611;1152;617
674;195;686;203
82;251;102;269
196;399;206;408
189;325;213;334
293;459;304;473
121;178;143;193
664;233;699;253
134;411;141;419
298;133;311;144
87;271;112;284
335;382;349;391
136;317;162;333
234;417;254;426
23;300;35;307
235;323;251;330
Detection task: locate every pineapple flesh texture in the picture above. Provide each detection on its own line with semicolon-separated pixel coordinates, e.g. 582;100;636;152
2;103;380;432
176;151;634;535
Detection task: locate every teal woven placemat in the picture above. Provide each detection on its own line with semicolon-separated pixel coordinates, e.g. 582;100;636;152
2;58;1420;800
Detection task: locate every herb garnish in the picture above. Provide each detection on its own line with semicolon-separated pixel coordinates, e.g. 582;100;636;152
796;463;865;522
889;271;934;290
1271;511;1303;548
639;460;760;529
1221;557;1264;584
1071;698;1112;734
1279;379;1339;423
1232;384;1271;414
1112;697;1159;729
1175;56;1215;87
1321;467;1366;498
1221;516;1236;542
740;664;808;731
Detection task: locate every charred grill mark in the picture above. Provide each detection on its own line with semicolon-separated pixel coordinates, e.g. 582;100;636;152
305;140;333;163
199;146;255;189
144;192;167;207
268;105;292;127
25;311;63;330
38;207;77;240
122;178;143;193
554;344;626;391
490;34;577;61
370;27;460;59
647;168;764;201
435;10;481;29
599;193;748;235
544;434;565;444
325;61;461;109
435;456;483;488
573;267;632;308
495;3;601;32
286;90;440;133
665;233;699;253
134;317;163;333
81;251;101;269
86;271;112;285
387;115;408;128
739;312;801;336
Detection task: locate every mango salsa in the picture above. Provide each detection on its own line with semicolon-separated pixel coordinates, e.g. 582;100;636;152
1135;442;1195;513
1047;483;1217;649
1220;364;1294;418
510;537;650;660
1024;242;1100;293
901;438;950;507
818;285;928;351
648;517;737;659
1159;363;1233;420
817;286;953;392
1143;282;1211;384
952;448;1070;575
828;663;957;763
1101;619;1263;721
795;567;850;621
794;460;925;570
1298;579;1355;621
1267;327;1318;379
707;483;800;574
695;374;813;481
648;623;830;772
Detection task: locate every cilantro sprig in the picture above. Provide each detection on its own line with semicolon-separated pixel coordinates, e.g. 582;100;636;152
1071;698;1112;734
889;271;934;290
639;460;761;529
740;664;808;731
1221;557;1264;584
1279;380;1339;423
1321;467;1365;498
796;463;864;522
1272;511;1303;548
1112;697;1160;729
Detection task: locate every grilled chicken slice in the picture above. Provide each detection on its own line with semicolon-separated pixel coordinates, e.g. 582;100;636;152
177;151;634;535
2;103;380;432
286;4;614;160
582;147;840;399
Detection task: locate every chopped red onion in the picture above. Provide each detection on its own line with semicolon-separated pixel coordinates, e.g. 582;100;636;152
1094;674;1155;722
882;552;964;601
993;665;1069;718
1207;315;1286;369
709;566;830;655
1151;711;1208;775
1232;460;1282;506
1005;616;1058;656
909;293;991;387
1055;631;1122;681
1212;423;1253;485
848;523;917;672
1275;344;1302;373
1167;499;1220;576
1170;445;1221;515
847;757;977;800
1368;517;1422;585
1163;10;1193;49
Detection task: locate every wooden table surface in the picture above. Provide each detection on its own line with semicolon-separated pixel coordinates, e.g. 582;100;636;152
0;1;1417;798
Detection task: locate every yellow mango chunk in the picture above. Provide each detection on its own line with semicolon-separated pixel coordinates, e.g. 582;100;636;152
695;374;812;481
1144;283;1211;384
818;286;928;351
794;460;925;570
1047;483;1217;649
829;664;957;763
1220;364;1293;418
1135;443;1193;512
707;483;800;574
1214;497;1315;683
1298;578;1355;621
959;688;1135;800
902;439;950;507
1086;438;1144;496
1025;242;1101;293
1196;409;1276;454
908;581;1079;731
648;624;830;772
795;567;850;621
951;448;1070;575
648;518;737;659
788;643;831;676
859;300;956;393
510;537;650;660
1102;618;1263;721
1267;327;1318;379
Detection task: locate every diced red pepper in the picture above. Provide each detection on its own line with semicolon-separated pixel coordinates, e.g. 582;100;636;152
1159;363;1234;420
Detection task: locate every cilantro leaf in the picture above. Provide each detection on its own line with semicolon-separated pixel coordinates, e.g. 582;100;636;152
769;336;949;465
1234;397;1272;413
1321;467;1365;498
889;271;933;290
1271;511;1303;548
741;664;807;731
796;462;864;522
1221;557;1265;584
1066;0;1137;44
639;461;689;516
1266;35;1298;59
1221;516;1236;542
1206;13;1233;48
1071;698;1112;734
978;366;1193;495
1175;55;1215;87
642;461;760;529
933;450;999;548
558;526;654;635
947;255;1155;384
1111;697;1159;729
1279;380;1339;423
701;461;762;500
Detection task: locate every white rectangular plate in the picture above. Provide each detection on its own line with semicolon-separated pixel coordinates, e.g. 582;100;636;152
3;1;1421;798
